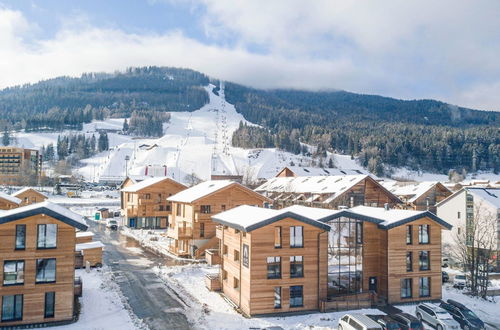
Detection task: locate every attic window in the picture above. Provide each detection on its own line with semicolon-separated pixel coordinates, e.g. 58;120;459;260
322;186;328;191
349;178;356;182
318;178;326;183
335;178;342;183
340;170;346;174
208;184;215;188
303;168;310;173
302;178;310;183
340;186;346;190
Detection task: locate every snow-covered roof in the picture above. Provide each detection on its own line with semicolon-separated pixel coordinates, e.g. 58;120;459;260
212;205;333;232
277;166;368;177
121;176;184;193
0;191;21;205
255;175;368;195
467;187;500;209
76;241;105;251
381;181;448;203
168;180;266;203
12;187;48;198
76;231;95;238
0;201;87;230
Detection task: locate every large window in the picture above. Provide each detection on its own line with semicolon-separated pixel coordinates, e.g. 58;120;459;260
406;225;413;245
1;294;23;322
200;223;205;238
418;224;430;244
419;277;431;297
290;285;303;307
267;257;281;279
406;252;413;272
290;226;303;248
200;205;211;214
274;226;282;248
419;251;430;271
44;292;55;318
401;278;412;298
36;259;56;283
3;261;24;286
15;225;25;250
274;287;281;308
290;256;304;278
37;224;57;249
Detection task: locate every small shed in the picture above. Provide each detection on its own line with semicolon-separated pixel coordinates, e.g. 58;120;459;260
75;241;105;268
94;208;110;220
76;231;95;244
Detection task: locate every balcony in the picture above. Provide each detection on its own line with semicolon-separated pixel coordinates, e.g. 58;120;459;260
206;249;221;266
167;244;190;257
167;225;193;239
205;273;221;292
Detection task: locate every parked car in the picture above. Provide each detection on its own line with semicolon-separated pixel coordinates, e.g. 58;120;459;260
453;274;467;289
440;299;485;330
442;271;450;283
338;314;383;330
106;219;118;230
391;313;424;330
415;303;460;330
442;257;449;268
367;315;402;330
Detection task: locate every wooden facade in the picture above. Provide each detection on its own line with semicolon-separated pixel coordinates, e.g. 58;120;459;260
0;195;20;210
0;209;87;327
167;183;271;258
411;184;452;213
13;188;48;206
0;147;42;186
122;177;186;229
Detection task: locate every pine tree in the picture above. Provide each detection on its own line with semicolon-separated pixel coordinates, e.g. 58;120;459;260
123;119;129;132
2;131;10;146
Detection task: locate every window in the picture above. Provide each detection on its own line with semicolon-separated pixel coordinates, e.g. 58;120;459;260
44;292;55;318
200;223;205;238
3;261;24;286
144;193;151;199
200;205;211;214
290;226;303;248
176;204;182;216
274;226;282;248
274;287;281;308
221;205;226;211
233;277;239;289
457;212;461;219
406;225;413;245
406;252;413;272
37;224;57;249
222;270;227;280
1;294;23;322
36;259;56;283
355;222;363;244
267;257;281;279
15;225;25;250
419;277;431;297
223;244;228;256
290;285;303;307
401;278;412;298
234;250;240;262
419;251;430;271
418;224;430;244
290;256;304;278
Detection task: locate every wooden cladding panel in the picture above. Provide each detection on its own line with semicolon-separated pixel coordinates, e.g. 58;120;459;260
362;222;388;297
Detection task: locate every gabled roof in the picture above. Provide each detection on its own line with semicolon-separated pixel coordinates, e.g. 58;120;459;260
0;201;87;231
12;187;48;199
256;175;368;194
276;166;368;177
119;175;148;189
212;205;333;232
168;180;271;204
381;181;450;203
319;205;452;230
121;176;186;193
467;187;500;209
0;191;21;205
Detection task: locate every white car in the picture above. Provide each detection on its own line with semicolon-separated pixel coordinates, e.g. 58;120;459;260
106;219;118;230
416;303;460;330
453;273;467;288
338;314;382;330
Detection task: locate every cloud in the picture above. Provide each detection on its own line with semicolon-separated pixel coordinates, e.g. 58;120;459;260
0;2;499;111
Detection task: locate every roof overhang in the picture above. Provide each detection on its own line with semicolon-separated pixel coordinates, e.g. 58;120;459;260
0;206;88;231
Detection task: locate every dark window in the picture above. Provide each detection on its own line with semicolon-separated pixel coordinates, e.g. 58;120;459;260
200;205;211;214
274;287;281;308
221;205;226;211
15;225;25;250
419;277;431;297
274;226;282;248
223;245;228;256
290;256;303;278
356;222;363;244
1;294;23;322
290;226;303;248
406;252;413;272
418;225;430;244
419;251;430;271
401;278;412;298
233;277;239;289
37;224;57;249
406;225;413;245
3;261;24;286
267;257;281;279
234;250;240;262
144;193;151;199
457;212;461;219
200;223;205;238
290;285;303;307
176;204;182;216
44;292;55;318
36;259;56;283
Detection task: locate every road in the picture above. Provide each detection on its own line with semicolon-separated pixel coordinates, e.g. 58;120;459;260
86;220;192;330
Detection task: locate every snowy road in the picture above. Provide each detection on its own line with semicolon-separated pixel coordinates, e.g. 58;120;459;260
87;220;191;330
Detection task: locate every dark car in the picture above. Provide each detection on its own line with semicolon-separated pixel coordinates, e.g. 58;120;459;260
391;313;425;330
367;315;402;330
442;271;450;283
439;300;485;330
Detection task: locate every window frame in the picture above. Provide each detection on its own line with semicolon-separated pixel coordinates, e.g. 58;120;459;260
400;278;413;299
418;224;430;244
419;251;430;271
1;294;23;322
37;224;58;249
200;205;211;214
406;225;413;245
419;277;431;297
274;226;282;248
3;260;25;286
200;222;205;238
36;258;57;284
290;256;304;278
44;292;55;318
290;226;304;248
15;225;26;250
406;252;413;272
274;287;281;309
289;285;304;308
266;256;281;279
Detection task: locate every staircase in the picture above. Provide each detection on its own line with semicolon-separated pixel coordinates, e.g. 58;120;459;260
194;236;219;259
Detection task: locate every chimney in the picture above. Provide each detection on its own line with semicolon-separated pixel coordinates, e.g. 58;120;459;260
384;203;389;211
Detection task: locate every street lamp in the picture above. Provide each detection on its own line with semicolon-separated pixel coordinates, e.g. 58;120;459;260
125;155;130;177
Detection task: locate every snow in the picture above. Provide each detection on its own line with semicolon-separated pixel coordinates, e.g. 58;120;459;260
255;175;368;195
11;187;48;198
467;187;500;208
76;231;95;238
121;176;184;193
390;167;500;183
277;166;370;177
380;181;447;203
167;180;235;203
75;241;105;251
0;191;21;204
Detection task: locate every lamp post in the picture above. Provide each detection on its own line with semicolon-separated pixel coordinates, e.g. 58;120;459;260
125;155;130;177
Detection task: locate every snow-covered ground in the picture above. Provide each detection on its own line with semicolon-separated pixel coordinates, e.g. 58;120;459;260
48;268;140;330
390;167;500;182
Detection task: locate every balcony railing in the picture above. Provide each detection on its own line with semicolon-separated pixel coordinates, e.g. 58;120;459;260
167;225;193;239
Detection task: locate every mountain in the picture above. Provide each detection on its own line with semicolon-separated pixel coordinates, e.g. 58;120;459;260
1;66;498;175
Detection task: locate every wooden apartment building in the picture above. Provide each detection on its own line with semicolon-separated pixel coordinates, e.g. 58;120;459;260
209;205;451;316
0;201;88;326
121;176;187;229
381;181;452;213
166;180;272;258
255;175;401;210
12;188;48;206
0;147;42;186
0;192;21;210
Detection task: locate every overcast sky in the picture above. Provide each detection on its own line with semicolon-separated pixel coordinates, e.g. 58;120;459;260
1;0;499;111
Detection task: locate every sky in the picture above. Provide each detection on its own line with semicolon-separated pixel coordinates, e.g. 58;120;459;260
0;0;499;111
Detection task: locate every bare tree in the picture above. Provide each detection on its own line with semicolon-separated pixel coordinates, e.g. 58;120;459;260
184;172;202;187
452;200;497;298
